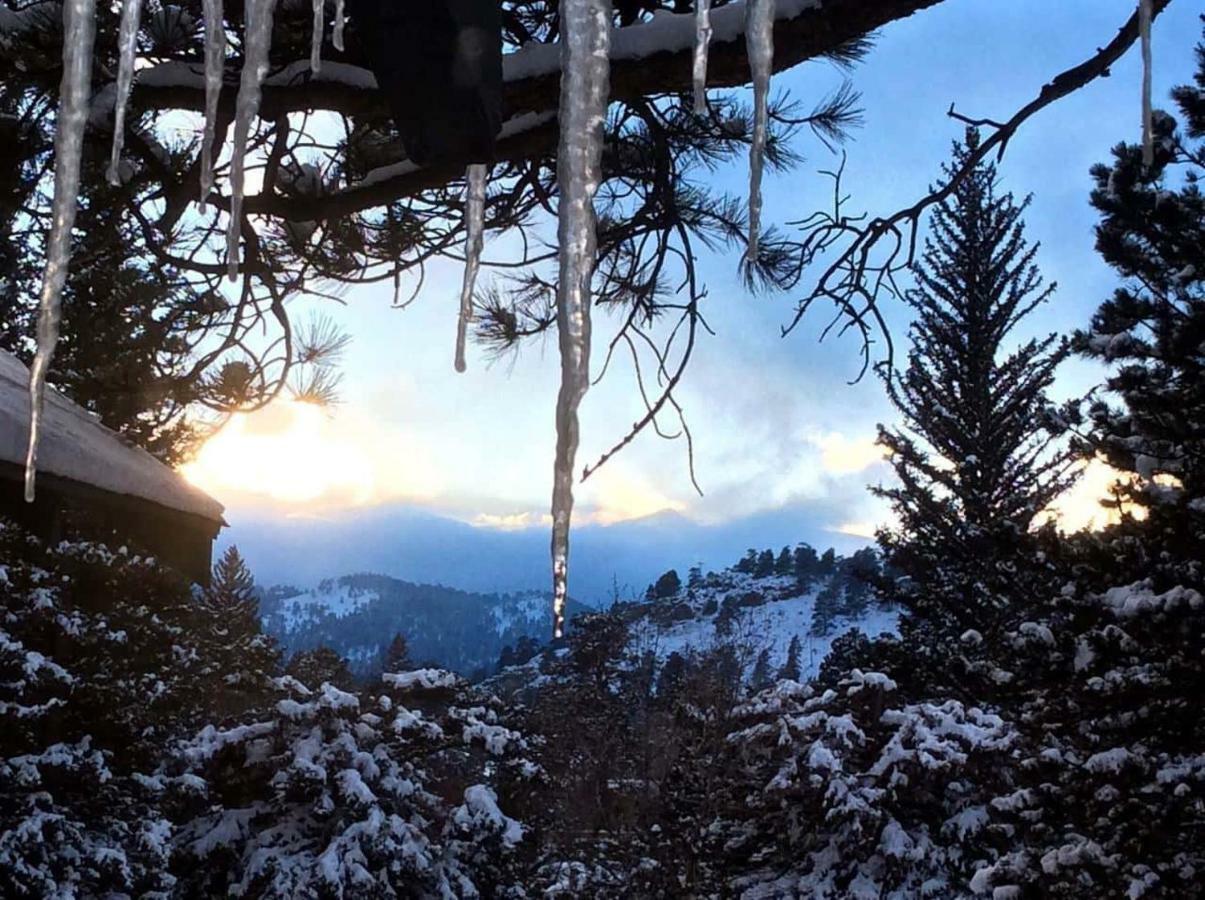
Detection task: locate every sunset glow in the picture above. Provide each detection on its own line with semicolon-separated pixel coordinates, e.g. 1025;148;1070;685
183;401;377;507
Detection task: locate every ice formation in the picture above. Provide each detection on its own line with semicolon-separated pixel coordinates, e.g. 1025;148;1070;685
550;0;612;638
107;0;143;185
1139;0;1153;167
455;164;488;374
310;0;324;73
333;0;345;51
199;0;225;210
745;0;775;262
25;0;97;501
226;0;279;279
693;0;713;114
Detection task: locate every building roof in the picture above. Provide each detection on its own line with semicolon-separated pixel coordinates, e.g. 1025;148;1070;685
0;350;225;524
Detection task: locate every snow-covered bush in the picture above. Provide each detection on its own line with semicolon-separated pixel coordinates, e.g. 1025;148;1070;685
0;520;209;897
170;668;534;897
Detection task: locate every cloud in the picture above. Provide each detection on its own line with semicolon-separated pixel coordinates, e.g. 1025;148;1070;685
812;431;888;475
182;399;446;511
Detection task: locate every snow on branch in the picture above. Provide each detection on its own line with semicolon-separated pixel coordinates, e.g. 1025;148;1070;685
91;0;944;218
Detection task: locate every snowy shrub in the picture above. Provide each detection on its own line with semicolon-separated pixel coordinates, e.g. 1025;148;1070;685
0;520;209;897
171;668;535;897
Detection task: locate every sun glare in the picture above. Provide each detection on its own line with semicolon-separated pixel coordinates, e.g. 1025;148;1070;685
182;401;376;507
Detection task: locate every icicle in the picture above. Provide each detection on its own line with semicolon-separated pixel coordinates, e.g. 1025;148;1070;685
25;0;97;502
333;0;345;51
455;164;487;374
1139;0;1153;168
692;0;712;115
107;0;143;185
226;0;278;280
745;0;774;263
199;0;225;210
310;0;324;73
549;0;611;639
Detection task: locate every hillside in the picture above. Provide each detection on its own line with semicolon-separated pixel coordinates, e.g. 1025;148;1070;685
259;574;588;678
493;546;900;689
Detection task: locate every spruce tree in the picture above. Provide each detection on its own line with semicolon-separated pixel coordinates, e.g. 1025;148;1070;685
875;128;1073;660
198;546;280;720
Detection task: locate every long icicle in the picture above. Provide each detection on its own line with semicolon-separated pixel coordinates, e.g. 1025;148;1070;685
26;0;97;502
107;0;143;185
199;0;225;210
692;0;712;114
1139;0;1153;168
745;0;774;263
226;0;278;280
310;0;324;73
333;0;345;51
550;0;612;639
455;163;488;374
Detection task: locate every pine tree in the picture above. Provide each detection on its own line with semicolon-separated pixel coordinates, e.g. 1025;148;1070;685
774;547;793;576
810;582;843;638
778;636;803;682
874;128;1073;658
382;632;412;673
749;648;773;692
754;550;776;578
1074;34;1205;587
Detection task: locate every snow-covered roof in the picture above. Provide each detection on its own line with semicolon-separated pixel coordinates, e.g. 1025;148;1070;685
0;350;224;524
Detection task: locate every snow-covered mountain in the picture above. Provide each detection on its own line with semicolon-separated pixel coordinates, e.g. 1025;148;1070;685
259;574;588;677
260;547;897;684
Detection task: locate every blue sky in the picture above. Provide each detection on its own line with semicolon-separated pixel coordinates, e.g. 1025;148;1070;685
189;0;1203;559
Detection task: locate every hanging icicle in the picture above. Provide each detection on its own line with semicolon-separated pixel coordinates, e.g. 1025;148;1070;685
226;0;279;280
1139;0;1154;168
455;163;488;374
745;0;774;263
692;0;712;115
199;0;225;211
25;0;97;502
107;0;143;185
310;0;324;73
333;0;345;51
550;0;612;639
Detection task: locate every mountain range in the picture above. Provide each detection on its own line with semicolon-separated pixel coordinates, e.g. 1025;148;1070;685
224;503;870;606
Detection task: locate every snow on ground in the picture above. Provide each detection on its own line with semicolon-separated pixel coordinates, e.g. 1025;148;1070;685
272;580;379;634
488;591;550;635
629;572;897;682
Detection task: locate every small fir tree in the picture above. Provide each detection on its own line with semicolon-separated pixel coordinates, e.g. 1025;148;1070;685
874;128;1073;670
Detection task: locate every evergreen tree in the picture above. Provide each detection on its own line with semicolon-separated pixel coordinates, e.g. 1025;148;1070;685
198;546;280;720
810;582;843;637
774;546;793;576
285;646;357;692
778;636;803;682
818;548;838;576
754;549;776;578
382;632;412;672
874;128;1073;661
652;569;682;600
792;543;820;586
1074;35;1205;585
749;648;773;692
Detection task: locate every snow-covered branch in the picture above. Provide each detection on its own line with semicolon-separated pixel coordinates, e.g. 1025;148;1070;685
103;0;947;217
